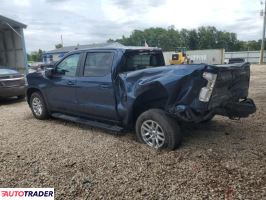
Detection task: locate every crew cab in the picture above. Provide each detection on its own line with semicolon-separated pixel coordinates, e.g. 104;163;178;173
26;46;256;149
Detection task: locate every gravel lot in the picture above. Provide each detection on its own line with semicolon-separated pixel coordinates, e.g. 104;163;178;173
0;65;265;199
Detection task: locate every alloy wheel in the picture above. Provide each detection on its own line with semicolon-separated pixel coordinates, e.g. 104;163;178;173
140;120;165;148
32;97;43;116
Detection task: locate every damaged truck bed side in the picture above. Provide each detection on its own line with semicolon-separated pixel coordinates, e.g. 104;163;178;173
122;62;254;123
26;47;256;150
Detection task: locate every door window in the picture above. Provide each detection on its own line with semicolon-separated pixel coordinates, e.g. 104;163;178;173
83;52;113;77
56;53;80;77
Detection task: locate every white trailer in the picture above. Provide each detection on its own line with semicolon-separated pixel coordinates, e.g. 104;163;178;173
224;51;266;64
164;49;225;65
0;15;27;74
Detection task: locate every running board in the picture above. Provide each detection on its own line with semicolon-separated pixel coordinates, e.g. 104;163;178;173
51;113;124;132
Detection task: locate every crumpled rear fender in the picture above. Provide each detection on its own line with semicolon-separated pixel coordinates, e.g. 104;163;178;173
115;65;207;127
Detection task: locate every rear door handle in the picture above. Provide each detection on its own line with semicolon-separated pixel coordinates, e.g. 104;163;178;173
67;80;76;85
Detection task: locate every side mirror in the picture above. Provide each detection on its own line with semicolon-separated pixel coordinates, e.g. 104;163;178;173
45;68;55;78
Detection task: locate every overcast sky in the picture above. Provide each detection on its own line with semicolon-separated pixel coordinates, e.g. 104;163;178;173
0;0;263;52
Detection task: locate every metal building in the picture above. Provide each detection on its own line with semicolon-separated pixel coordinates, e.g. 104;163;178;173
42;42;124;64
0;15;27;73
224;51;266;64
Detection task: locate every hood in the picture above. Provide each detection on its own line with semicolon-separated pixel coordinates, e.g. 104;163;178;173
0;68;21;78
0;68;19;74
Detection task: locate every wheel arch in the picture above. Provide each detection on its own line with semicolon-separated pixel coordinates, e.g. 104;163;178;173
26;87;45;105
131;83;169;126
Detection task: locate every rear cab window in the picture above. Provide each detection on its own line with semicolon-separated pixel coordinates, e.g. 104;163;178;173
120;50;165;73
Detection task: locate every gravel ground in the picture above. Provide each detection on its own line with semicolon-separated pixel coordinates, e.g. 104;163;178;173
0;65;265;199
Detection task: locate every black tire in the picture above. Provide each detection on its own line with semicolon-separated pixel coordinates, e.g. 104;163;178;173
136;109;182;150
30;92;49;120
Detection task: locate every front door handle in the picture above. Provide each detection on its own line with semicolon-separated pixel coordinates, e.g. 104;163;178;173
100;84;112;89
67;80;76;85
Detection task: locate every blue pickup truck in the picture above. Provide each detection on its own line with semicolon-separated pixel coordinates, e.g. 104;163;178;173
26;46;256;149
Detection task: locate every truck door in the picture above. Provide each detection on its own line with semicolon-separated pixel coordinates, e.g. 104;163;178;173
45;53;81;114
76;51;119;121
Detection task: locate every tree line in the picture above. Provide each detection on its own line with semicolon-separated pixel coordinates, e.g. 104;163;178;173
108;26;262;52
28;26;263;62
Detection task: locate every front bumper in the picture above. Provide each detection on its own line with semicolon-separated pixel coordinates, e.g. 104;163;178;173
0;85;26;98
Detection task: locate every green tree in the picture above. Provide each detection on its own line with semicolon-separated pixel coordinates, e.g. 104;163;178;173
28;49;44;62
107;38;115;43
55;43;63;49
108;26;261;51
198;26;217;49
188;29;199;50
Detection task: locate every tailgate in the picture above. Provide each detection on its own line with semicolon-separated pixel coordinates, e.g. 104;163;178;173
208;62;250;109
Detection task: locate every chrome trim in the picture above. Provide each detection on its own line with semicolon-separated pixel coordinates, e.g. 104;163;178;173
0;77;24;81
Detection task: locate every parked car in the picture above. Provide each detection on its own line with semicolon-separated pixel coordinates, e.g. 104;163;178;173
0;67;26;99
26;47;256;149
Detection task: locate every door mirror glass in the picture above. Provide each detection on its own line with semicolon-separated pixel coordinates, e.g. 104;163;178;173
40;63;55;70
45;68;54;77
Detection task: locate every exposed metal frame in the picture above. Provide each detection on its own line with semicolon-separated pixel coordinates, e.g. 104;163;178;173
0;15;27;74
4;22;23;38
20;28;28;74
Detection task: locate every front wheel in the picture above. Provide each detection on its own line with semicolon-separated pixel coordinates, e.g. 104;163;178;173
30;92;49;120
136;109;182;150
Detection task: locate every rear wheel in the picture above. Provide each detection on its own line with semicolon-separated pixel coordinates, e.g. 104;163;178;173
136;109;182;150
30;92;49;120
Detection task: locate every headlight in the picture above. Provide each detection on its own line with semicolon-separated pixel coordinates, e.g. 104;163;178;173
199;72;217;102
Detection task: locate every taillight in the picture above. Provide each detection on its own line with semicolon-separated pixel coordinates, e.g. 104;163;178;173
199;72;217;102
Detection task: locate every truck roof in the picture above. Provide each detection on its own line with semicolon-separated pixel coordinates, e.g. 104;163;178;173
73;46;162;53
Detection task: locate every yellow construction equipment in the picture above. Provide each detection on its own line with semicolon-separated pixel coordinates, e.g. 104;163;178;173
169;47;191;65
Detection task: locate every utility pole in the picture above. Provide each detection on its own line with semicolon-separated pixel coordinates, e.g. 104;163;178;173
61;35;63;47
259;0;266;64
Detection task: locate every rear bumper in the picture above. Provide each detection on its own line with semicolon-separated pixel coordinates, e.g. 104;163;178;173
171;98;256;122
0;86;26;98
215;98;256;118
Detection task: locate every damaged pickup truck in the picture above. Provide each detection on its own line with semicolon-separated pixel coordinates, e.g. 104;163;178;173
26;46;256;149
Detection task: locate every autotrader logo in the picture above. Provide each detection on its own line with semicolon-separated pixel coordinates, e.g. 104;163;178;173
0;188;54;199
